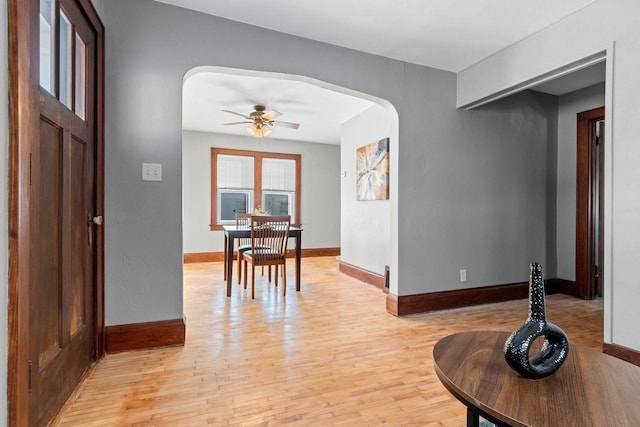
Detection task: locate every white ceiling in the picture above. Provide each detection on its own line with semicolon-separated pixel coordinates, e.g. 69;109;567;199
531;61;606;96
157;0;599;72
170;0;604;143
183;72;376;144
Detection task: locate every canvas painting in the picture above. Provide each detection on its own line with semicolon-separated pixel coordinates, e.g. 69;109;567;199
356;138;389;201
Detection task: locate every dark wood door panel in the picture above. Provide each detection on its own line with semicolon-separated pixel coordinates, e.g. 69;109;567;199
30;326;92;427
64;135;91;338
33;119;63;369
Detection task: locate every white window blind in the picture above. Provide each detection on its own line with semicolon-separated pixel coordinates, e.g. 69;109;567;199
217;154;254;189
262;158;295;191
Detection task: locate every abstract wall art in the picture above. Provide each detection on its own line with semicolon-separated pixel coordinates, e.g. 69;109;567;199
356;138;389;201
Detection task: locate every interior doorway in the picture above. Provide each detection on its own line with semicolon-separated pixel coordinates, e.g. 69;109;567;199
181;66;399;294
575;106;605;299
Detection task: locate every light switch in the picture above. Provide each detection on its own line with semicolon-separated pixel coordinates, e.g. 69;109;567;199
142;163;162;182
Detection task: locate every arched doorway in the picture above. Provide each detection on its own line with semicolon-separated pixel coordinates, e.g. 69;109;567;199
181;66;400;297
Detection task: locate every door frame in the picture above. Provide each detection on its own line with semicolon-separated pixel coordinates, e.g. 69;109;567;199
7;0;105;425
575;106;605;300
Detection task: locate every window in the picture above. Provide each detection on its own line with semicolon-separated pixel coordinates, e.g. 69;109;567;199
263;193;292;216
39;0;88;119
75;34;87;119
39;0;56;94
219;191;251;221
262;157;296;220
215;153;254;222
211;148;301;229
59;10;73;109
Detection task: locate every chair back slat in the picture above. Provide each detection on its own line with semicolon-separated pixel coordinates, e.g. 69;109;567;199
236;213;252;247
250;215;290;262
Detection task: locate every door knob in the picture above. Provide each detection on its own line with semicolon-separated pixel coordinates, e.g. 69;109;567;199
91;215;103;225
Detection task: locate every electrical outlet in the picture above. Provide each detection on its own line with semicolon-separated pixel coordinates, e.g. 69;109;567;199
460;269;467;282
142;163;162;182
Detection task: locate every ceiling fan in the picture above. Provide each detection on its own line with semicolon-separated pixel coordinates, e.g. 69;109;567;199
222;105;300;139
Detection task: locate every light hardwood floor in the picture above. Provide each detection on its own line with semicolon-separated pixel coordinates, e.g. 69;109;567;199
55;257;603;426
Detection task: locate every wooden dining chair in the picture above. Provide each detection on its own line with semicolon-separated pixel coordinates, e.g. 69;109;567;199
242;215;291;299
236;212;272;284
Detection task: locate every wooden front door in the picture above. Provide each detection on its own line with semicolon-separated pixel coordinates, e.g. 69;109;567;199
8;0;104;425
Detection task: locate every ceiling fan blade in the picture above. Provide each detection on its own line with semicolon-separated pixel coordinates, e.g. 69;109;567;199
223;121;252;125
270;120;300;129
222;109;251;119
261;110;283;121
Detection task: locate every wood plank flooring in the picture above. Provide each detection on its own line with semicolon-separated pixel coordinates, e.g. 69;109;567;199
54;257;604;426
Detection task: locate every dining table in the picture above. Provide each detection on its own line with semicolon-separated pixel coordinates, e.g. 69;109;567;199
222;225;303;297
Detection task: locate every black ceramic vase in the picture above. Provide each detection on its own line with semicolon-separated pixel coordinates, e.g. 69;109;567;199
503;262;569;379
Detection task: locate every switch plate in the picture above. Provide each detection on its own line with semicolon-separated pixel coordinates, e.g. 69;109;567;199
142;163;162;182
460;269;467;282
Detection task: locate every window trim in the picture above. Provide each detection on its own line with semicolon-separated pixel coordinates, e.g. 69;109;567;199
210;147;301;230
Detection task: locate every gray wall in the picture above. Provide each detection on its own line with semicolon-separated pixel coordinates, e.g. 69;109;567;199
555;83;606;281
103;0;560;325
399;75;559;293
182;130;341;253
1;0;9;420
341;105;392;276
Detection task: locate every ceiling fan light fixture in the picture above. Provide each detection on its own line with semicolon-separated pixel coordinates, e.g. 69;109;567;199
246;121;272;139
224;105;297;139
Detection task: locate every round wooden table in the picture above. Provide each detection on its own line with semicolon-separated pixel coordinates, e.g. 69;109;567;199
433;331;640;426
